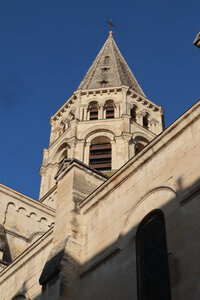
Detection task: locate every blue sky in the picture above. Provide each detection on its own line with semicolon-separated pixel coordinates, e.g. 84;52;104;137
0;0;199;199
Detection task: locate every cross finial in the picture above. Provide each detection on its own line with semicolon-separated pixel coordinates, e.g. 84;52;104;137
107;19;116;36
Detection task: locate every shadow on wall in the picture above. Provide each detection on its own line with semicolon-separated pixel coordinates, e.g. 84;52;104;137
12;177;200;300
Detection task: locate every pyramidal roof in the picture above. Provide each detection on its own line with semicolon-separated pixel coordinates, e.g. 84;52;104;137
78;31;145;97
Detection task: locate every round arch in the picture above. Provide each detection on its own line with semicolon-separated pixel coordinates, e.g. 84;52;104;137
132;131;151;142
52;140;71;162
119;186;178;239
79;125;120;140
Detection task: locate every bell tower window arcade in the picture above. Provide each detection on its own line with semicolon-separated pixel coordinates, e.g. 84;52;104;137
105;100;115;119
89;101;98;120
89;136;112;171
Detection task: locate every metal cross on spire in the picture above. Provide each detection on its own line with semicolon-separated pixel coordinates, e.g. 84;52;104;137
106;19;116;36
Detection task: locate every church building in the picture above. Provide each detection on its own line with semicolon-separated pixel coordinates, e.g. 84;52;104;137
0;30;200;299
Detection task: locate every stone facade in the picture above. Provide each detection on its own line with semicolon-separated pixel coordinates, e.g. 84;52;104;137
0;31;200;300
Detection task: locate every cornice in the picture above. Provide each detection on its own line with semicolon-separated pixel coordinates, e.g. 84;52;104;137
128;88;164;113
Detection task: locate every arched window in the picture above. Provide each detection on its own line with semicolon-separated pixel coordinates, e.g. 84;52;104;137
105;100;115;119
130;107;137;122
55;143;69;163
135;143;145;155
136;210;171;300
89;106;98;120
89;102;98;120
134;136;149;155
143;114;149;129
89;136;111;171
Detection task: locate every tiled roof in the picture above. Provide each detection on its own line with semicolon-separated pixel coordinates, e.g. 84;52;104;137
78;31;145;96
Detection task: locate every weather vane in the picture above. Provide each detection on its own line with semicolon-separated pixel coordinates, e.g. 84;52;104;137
106;19;116;32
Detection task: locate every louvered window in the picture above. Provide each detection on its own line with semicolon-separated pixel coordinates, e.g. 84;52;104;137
106;105;114;119
89;143;111;171
89;107;98;120
136;210;171;300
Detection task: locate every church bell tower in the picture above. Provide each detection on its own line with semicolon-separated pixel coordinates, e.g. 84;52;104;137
39;30;164;199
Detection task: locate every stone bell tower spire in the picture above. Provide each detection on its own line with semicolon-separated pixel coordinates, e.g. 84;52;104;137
78;28;145;96
39;30;164;200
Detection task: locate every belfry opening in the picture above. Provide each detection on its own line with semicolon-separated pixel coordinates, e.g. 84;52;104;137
89;136;112;171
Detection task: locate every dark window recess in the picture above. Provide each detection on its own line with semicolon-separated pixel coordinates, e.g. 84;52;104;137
135;143;145;155
102;67;109;71
100;80;109;87
136;210;171;300
131;108;137;122
106;106;114;119
89;143;111;171
89;107;98;120
143;116;149;129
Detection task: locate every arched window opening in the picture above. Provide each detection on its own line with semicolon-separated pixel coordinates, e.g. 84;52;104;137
59;149;68;163
89;106;98;120
135;143;145;155
89;136;111;171
143;114;149;129
134;136;149;155
106;105;114;119
105;100;115;119
55;143;69;163
89;101;98;120
136;210;171;300
131;107;137;122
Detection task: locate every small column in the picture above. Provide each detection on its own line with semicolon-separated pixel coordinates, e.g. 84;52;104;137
110;140;116;169
122;134;132;164
116;104;120;118
137;112;143;126
122;115;131;133
70;119;78;138
68;138;77;158
103;107;106;119
121;86;129;115
79;107;84;121
87;109;90;121
114;137;125;169
75;140;85;162
74;91;81;120
99;105;104;119
84;142;91;165
82;107;87;121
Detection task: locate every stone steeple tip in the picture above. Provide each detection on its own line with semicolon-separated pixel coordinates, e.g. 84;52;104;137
78;32;145;97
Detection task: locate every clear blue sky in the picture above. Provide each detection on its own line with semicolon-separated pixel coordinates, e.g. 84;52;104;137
0;0;199;199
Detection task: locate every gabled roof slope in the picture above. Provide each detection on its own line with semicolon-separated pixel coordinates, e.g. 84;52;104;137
78;31;145;96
